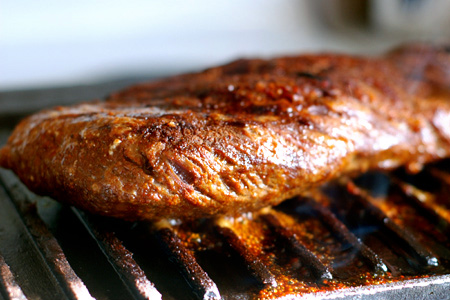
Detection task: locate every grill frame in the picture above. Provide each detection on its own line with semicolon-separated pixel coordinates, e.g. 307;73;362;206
1;84;450;300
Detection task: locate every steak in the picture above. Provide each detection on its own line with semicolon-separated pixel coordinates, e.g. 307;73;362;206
1;43;450;220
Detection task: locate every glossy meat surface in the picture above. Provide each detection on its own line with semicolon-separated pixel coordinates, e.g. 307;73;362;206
1;44;450;220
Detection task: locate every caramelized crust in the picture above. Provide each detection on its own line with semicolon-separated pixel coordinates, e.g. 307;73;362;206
1;44;450;220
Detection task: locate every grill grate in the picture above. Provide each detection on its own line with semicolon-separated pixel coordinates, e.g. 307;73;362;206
154;223;221;300
261;212;333;282
346;180;439;267
1;161;450;299
73;209;161;300
214;224;277;287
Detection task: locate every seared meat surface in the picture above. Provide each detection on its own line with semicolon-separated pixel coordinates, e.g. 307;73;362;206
1;44;450;220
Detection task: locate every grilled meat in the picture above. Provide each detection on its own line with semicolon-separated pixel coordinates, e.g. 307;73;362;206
1;44;450;220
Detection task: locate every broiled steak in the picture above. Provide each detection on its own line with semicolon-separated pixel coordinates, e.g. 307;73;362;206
1;44;450;220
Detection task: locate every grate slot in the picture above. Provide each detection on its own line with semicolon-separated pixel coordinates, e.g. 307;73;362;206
347;180;439;267
0;254;27;300
154;222;221;300
394;177;450;228
213;223;277;287
305;198;393;275
73;209;162;300
261;213;333;281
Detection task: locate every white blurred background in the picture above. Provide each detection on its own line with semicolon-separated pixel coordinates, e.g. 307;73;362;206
1;0;449;90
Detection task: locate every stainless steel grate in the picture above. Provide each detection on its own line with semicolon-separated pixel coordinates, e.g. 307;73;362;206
1;162;450;299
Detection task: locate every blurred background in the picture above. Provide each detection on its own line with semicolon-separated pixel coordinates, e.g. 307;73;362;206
1;0;449;91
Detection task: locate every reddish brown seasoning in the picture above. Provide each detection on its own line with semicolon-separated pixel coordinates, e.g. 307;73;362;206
0;43;449;220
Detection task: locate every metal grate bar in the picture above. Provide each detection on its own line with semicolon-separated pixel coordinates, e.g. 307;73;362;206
214;222;277;287
261;213;333;281
15;205;94;300
0;172;82;300
393;177;450;227
0;254;27;300
347;180;439;267
73;209;162;300
306;198;392;275
154;221;221;300
0;171;94;300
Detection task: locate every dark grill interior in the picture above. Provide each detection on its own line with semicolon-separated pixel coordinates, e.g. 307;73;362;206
1;85;450;300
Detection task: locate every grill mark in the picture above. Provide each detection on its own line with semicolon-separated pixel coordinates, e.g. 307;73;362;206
188;147;243;197
212;148;240;166
166;156;225;207
296;72;325;81
217;174;241;197
186;149;211;174
169;158;197;186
